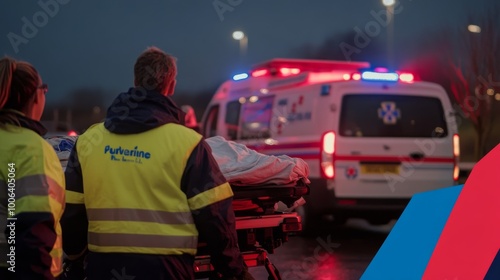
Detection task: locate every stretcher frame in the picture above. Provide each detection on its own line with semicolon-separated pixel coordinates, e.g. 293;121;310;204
60;182;309;280
194;181;309;280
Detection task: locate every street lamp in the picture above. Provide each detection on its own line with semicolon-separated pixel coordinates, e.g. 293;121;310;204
382;0;395;68
468;24;481;33
232;30;248;57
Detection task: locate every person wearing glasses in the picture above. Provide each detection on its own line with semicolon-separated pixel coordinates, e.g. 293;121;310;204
0;57;65;279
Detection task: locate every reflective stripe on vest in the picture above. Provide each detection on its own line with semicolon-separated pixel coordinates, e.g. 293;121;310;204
50;246;63;277
1;174;65;202
88;232;198;251
87;208;194;224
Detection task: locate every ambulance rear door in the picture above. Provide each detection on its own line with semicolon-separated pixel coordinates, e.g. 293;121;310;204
331;81;458;200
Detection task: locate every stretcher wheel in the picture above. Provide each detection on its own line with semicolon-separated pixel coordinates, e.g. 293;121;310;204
60;259;85;280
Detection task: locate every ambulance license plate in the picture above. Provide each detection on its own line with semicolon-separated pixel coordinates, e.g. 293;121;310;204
360;163;400;174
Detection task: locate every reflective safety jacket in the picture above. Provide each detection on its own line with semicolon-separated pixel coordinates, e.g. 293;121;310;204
62;88;246;279
0;114;65;279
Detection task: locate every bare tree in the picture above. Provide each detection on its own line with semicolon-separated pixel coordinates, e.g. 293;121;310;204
446;8;500;160
402;7;500;160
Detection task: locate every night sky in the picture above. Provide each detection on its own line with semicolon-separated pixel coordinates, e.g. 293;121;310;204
0;0;496;106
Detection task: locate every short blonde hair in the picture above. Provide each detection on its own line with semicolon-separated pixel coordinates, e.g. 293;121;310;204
134;47;177;93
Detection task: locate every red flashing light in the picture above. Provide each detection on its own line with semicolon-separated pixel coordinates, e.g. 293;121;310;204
68;130;78;136
352;73;361;80
342;73;350;80
251;69;268;77
308;72;347;84
249;59;370;79
279;67;301;76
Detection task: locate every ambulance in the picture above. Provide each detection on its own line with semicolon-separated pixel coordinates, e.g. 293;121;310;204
200;58;460;226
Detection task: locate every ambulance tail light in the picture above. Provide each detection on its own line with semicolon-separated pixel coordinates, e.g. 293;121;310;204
320;131;336;179
453;133;460;181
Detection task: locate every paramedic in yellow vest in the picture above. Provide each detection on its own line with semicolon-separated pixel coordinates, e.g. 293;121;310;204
0;57;65;279
61;47;253;280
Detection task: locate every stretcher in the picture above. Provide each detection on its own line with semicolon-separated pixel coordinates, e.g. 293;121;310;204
194;180;309;280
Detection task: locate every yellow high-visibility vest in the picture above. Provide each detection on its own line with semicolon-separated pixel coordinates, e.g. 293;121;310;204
0;124;65;277
69;122;232;255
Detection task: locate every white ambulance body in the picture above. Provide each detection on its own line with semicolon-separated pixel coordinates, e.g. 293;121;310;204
201;59;460;225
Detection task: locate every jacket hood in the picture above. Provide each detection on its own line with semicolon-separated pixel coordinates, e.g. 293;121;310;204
104;87;186;134
0;109;47;136
20;115;47;136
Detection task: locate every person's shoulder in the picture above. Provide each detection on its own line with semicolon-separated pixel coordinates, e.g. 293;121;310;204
8;125;51;152
1;125;64;179
164;123;202;138
82;123;105;134
158;123;203;149
5;126;63;170
77;123;106;141
38;136;65;185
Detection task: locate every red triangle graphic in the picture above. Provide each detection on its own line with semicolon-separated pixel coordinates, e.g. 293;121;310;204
423;144;500;279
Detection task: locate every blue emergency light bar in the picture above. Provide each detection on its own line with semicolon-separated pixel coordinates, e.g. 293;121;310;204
361;71;399;82
233;73;249;81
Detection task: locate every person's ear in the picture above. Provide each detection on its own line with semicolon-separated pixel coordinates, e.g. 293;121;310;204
33;89;40;104
167;80;176;96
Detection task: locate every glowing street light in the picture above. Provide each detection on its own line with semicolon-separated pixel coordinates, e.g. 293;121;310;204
382;0;396;6
232;31;244;40
232;30;248;57
468;25;481;33
381;0;396;68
